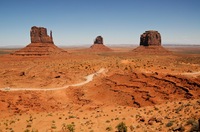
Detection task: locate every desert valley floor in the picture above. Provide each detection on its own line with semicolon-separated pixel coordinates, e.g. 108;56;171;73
0;46;200;132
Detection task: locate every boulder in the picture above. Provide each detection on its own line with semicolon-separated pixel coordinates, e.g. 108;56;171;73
140;30;161;46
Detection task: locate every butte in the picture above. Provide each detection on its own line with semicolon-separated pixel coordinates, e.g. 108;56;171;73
132;30;170;54
12;26;67;56
89;36;112;52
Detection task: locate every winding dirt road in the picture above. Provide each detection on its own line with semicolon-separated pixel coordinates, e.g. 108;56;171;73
0;68;106;91
182;71;200;77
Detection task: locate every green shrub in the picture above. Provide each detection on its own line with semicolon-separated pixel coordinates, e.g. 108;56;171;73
51;124;56;129
166;121;173;127
186;119;199;132
186;118;196;125
116;122;127;132
67;124;75;132
24;129;30;132
190;123;199;132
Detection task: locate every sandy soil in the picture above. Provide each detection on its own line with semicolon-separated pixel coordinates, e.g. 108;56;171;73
0;46;200;132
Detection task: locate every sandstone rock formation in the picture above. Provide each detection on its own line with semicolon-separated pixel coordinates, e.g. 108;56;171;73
90;36;112;52
140;30;161;46
30;26;53;43
94;36;103;44
132;30;170;54
12;26;67;56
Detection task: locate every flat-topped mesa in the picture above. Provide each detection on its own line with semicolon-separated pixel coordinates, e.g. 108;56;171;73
140;30;161;46
94;36;103;44
30;26;54;43
133;30;170;54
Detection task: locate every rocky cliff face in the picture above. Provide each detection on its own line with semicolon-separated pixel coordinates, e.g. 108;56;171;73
12;26;67;56
94;36;103;44
133;30;170;54
30;26;53;43
140;30;161;46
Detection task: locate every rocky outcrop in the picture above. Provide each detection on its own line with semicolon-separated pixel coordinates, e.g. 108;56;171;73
132;30;170;54
30;26;53;43
90;36;112;52
12;26;67;56
94;36;103;44
140;30;161;46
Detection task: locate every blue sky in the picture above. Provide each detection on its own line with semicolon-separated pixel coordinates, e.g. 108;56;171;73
0;0;200;47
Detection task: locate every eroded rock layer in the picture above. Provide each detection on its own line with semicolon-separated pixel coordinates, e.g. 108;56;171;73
30;26;53;43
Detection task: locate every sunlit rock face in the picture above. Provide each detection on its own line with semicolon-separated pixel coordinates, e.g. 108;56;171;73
140;30;161;46
30;26;53;43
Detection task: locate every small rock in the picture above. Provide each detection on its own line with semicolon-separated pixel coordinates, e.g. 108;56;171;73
19;72;25;76
148;116;163;125
138;117;145;122
55;75;60;78
172;124;184;131
155;117;163;123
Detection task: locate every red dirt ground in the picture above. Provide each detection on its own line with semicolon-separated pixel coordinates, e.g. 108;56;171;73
0;46;200;131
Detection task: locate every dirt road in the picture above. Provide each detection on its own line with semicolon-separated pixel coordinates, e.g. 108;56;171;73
0;68;106;91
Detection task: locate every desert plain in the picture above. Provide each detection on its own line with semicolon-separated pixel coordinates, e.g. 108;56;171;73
0;45;200;132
